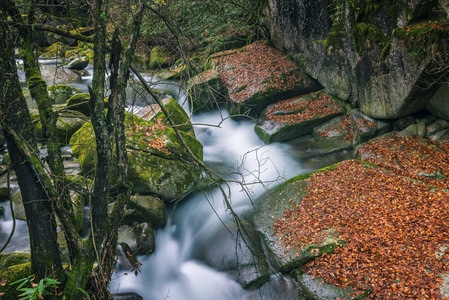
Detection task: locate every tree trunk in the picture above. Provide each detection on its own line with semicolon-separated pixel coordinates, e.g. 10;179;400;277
0;3;64;281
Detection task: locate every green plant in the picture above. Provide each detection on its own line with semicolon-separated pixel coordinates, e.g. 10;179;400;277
11;276;60;300
10;276;92;300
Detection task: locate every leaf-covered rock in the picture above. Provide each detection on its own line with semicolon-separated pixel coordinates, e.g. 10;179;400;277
214;41;322;117
272;156;449;299
251;165;345;272
255;91;345;143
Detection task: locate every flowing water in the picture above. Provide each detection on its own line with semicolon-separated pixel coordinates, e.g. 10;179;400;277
0;66;352;299
108;80;351;299
110;103;305;299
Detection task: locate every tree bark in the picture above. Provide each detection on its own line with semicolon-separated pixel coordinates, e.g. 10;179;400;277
0;2;64;281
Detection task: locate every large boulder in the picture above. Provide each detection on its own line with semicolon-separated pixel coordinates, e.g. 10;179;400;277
34;109;88;144
64;56;89;70
254;133;449;298
122;195;167;229
133;97;195;136
213;41;322;118
427;83;449;121
70;109;203;203
39;65;82;85
264;0;448;119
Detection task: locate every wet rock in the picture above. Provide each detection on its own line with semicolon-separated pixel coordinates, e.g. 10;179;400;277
244;274;305;300
132;222;156;256
312;116;353;154
65;56;89;70
255;91;345;143
40;64;82;85
193;218;271;289
187;70;229;112
294;273;353;300
112;293;143;300
122;195;167;229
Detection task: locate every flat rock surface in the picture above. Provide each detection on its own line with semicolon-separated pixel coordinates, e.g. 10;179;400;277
213;40;321;117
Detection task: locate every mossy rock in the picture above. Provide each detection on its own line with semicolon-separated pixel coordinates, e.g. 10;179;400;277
66;93;91;116
187;70;229;112
39;42;69;59
121;195;167;229
0;253;32;299
131;97;195;136
48;84;81;104
34;109;88;144
148;46;174;69
0;187;10;200
70;111;203;202
65;41;94;63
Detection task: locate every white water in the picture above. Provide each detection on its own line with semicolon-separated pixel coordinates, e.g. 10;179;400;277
110;91;305;299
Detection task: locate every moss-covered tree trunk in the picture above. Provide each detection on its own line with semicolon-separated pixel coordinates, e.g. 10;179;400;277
100;2;146;278
8;0;82;269
0;2;64;281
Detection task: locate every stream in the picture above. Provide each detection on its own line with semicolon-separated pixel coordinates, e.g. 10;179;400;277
0;64;352;299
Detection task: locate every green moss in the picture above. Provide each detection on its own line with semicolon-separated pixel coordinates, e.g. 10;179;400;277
40;42;69;59
0;253;32;299
148;46;173;69
48;85;81;104
323;0;405;56
353;22;391;56
66;93;91;116
393;20;449;58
